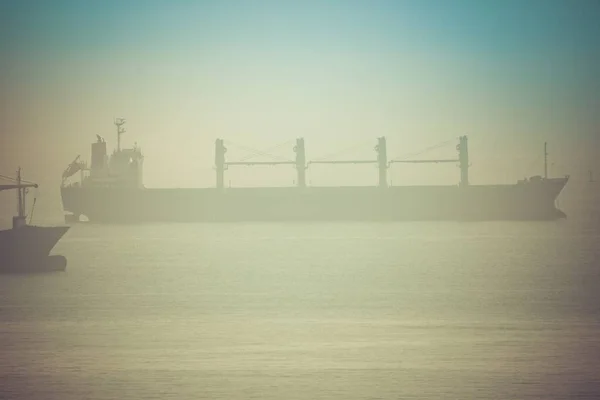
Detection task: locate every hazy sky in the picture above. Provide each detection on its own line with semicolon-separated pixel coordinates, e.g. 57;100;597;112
1;0;599;189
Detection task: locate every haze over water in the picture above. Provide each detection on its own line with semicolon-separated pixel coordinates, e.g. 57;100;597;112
1;0;600;189
0;182;598;399
2;0;600;398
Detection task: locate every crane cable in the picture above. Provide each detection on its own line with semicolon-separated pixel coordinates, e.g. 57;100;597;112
0;173;37;184
223;140;294;162
239;139;296;162
390;139;455;162
311;138;374;162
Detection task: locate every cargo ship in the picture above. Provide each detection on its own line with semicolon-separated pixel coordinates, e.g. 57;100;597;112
60;120;569;223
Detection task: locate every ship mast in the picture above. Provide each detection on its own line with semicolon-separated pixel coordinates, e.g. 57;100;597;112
17;167;23;218
544;142;548;179
115;118;126;152
1;167;38;229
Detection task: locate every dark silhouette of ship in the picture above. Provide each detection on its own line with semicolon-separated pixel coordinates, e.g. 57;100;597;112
1;169;69;273
60;120;569;223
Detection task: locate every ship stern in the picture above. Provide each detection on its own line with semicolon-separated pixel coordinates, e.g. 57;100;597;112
61;185;83;222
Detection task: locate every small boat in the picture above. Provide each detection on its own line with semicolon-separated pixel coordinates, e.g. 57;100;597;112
0;168;70;273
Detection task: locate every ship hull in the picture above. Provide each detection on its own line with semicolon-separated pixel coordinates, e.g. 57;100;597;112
61;178;569;223
0;226;70;273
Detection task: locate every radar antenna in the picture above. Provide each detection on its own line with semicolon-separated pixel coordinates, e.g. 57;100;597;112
114;118;126;152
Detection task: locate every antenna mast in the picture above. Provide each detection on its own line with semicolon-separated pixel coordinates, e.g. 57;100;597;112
115;118;126;152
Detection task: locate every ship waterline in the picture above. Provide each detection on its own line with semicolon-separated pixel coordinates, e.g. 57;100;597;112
0;226;69;272
61;179;568;223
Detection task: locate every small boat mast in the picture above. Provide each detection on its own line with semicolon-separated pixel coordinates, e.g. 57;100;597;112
0;167;38;229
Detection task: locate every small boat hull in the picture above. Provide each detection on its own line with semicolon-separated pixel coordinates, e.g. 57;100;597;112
1;255;67;274
0;226;69;274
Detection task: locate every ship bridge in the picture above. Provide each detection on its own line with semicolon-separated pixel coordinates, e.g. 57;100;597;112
62;119;144;188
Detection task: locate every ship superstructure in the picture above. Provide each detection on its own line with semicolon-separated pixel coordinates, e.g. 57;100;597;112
62;119;143;190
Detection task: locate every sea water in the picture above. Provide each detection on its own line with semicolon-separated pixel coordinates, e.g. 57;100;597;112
0;182;598;399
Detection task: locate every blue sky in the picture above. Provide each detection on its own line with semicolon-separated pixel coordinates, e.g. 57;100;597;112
1;0;599;187
4;1;598;58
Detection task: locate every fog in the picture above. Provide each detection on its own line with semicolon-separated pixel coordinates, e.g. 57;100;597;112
2;3;600;399
2;2;599;200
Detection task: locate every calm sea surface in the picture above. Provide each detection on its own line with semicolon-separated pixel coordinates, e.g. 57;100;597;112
1;183;599;399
